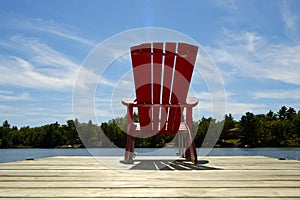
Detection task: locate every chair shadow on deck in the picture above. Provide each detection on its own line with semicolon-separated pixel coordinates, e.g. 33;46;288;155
121;159;221;170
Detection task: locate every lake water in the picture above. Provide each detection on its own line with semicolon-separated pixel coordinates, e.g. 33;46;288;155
0;148;299;163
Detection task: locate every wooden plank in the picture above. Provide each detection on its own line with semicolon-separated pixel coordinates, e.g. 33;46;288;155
1;173;300;181
0;156;299;199
1;172;299;181
0;180;299;188
0;188;299;198
1;198;299;200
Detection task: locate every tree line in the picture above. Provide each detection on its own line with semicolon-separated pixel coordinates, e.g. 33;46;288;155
0;106;299;148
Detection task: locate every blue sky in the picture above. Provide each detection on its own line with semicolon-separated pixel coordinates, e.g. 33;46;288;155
0;0;300;127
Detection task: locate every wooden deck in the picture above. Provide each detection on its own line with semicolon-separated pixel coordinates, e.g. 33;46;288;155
0;155;299;199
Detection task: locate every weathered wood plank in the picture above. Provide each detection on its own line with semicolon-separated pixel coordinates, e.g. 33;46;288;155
1;169;300;177
0;180;299;188
0;156;299;199
1;198;300;200
0;188;300;198
1;163;299;170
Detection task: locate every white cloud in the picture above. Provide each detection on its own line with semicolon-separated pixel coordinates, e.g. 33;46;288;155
214;0;238;11
252;89;300;100
260;44;300;85
3;14;97;47
0;56;74;90
99;76;118;87
198;97;266;119
207;31;300;86
280;0;299;41
0;105;14;112
34;24;96;47
11;35;78;71
226;102;266;116
0;91;30;101
0;36;80;90
204;29;300;116
0;102;74;127
282;3;296;30
195;91;233;101
222;30;265;52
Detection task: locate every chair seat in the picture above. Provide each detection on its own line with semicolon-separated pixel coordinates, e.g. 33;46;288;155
122;97;198;107
129;122;189;135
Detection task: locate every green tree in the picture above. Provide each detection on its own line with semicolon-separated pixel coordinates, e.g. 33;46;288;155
102;118;126;148
60;119;81;146
0;120;13;147
2;120;10;129
220;114;236;141
240;112;258;147
19;126;34;147
278;106;288;120
276;106;296;146
290;111;300;146
286;107;296;120
194;117;210;147
266;110;277;121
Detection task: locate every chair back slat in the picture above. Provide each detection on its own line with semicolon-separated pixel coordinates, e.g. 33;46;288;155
152;42;164;132
130;42;198;134
170;43;198;133
172;43;198;101
163;43;177;134
131;43;152;130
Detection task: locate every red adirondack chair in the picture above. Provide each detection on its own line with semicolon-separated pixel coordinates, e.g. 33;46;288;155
122;42;199;164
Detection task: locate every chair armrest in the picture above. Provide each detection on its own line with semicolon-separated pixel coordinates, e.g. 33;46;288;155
122;97;198;107
186;97;199;107
122;98;136;106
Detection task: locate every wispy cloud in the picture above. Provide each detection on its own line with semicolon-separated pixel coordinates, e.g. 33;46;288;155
192;91;232;102
221;30;265;52
34;24;96;47
2;13;97;47
252;89;300;100
226;102;266;116
280;0;299;42
214;0;238;11
204;29;300;116
0;102;74;127
0;90;30;101
199;97;266;118
0;35;80;90
207;30;300;86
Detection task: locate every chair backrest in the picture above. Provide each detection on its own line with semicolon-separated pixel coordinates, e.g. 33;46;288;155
130;42;198;134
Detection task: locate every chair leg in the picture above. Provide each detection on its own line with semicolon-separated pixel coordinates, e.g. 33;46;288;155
123;106;134;164
124;134;134;164
185;131;198;165
189;139;197;165
184;135;191;160
185;107;197;164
